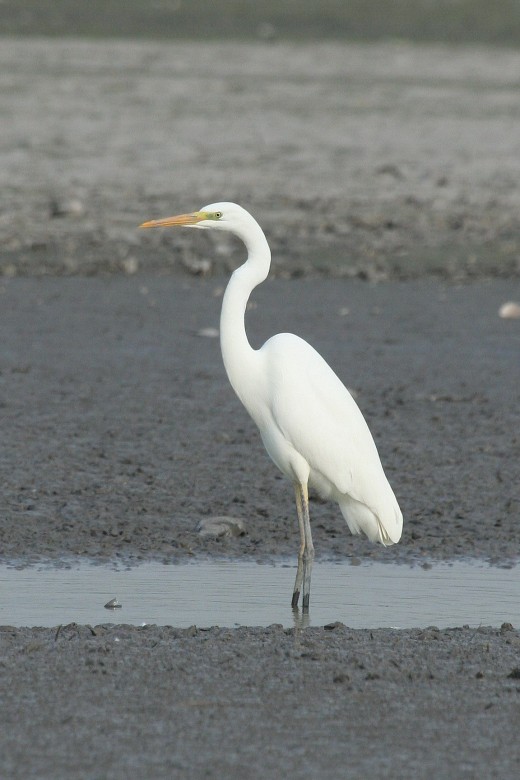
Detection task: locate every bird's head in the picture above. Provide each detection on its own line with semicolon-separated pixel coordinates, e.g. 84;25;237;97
139;202;251;233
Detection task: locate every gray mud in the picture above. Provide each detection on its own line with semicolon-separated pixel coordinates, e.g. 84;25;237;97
1;623;520;779
2;277;518;780
1;275;518;566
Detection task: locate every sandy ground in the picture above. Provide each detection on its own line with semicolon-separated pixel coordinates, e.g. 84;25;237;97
1;36;520;779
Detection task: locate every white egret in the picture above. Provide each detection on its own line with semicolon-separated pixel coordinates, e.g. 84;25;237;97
140;203;403;610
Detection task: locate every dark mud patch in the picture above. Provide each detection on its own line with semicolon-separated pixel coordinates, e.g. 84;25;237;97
1;276;518;566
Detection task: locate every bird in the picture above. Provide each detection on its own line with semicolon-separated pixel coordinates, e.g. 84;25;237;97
140;202;403;610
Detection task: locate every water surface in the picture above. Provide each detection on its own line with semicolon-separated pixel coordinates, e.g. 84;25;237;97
1;560;518;629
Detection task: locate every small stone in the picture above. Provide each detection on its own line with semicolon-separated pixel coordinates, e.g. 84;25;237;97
182;256;212;275
196;327;219;338
195;516;246;538
121;256;139;275
104;597;122;610
376;164;404;180
498;301;520;319
50;197;85;218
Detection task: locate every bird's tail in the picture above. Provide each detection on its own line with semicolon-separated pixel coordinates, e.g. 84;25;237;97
339;494;403;546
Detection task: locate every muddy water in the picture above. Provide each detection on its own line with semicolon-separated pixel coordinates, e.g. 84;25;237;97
2;560;518;629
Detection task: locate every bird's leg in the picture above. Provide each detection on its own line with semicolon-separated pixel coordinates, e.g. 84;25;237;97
291;488;305;609
292;481;314;611
291;482;307;609
300;482;314;612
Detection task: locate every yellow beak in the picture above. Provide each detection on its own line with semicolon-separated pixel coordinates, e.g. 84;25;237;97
139;211;205;229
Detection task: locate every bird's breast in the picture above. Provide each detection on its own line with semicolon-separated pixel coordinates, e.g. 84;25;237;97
258;416;310;486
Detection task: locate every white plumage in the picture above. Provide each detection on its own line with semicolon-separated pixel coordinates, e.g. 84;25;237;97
140;201;403;609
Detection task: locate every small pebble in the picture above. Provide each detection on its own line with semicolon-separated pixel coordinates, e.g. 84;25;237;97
104;597;122;610
181;256;212;275
196;327;219;338
195;516;246;538
49;197;85;218
498;301;520;319
121;257;139;275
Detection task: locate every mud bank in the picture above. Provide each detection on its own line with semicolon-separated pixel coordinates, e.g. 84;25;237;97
1;622;519;779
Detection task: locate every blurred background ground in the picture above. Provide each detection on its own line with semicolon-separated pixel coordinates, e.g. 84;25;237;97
2;0;520;45
0;3;519;280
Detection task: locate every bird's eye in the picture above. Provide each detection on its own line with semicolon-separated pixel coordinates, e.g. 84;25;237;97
215;211;222;219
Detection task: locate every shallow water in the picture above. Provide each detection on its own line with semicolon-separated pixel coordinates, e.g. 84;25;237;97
1;560;518;629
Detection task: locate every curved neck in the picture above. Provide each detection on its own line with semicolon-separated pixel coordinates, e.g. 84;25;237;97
220;219;271;401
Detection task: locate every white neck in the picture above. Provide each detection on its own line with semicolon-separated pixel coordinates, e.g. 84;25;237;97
219;217;271;403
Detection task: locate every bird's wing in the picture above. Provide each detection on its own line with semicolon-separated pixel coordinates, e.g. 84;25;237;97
261;334;399;521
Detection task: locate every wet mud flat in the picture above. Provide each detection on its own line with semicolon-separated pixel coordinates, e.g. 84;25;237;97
1;622;519;779
1;274;519;777
0;275;519;565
